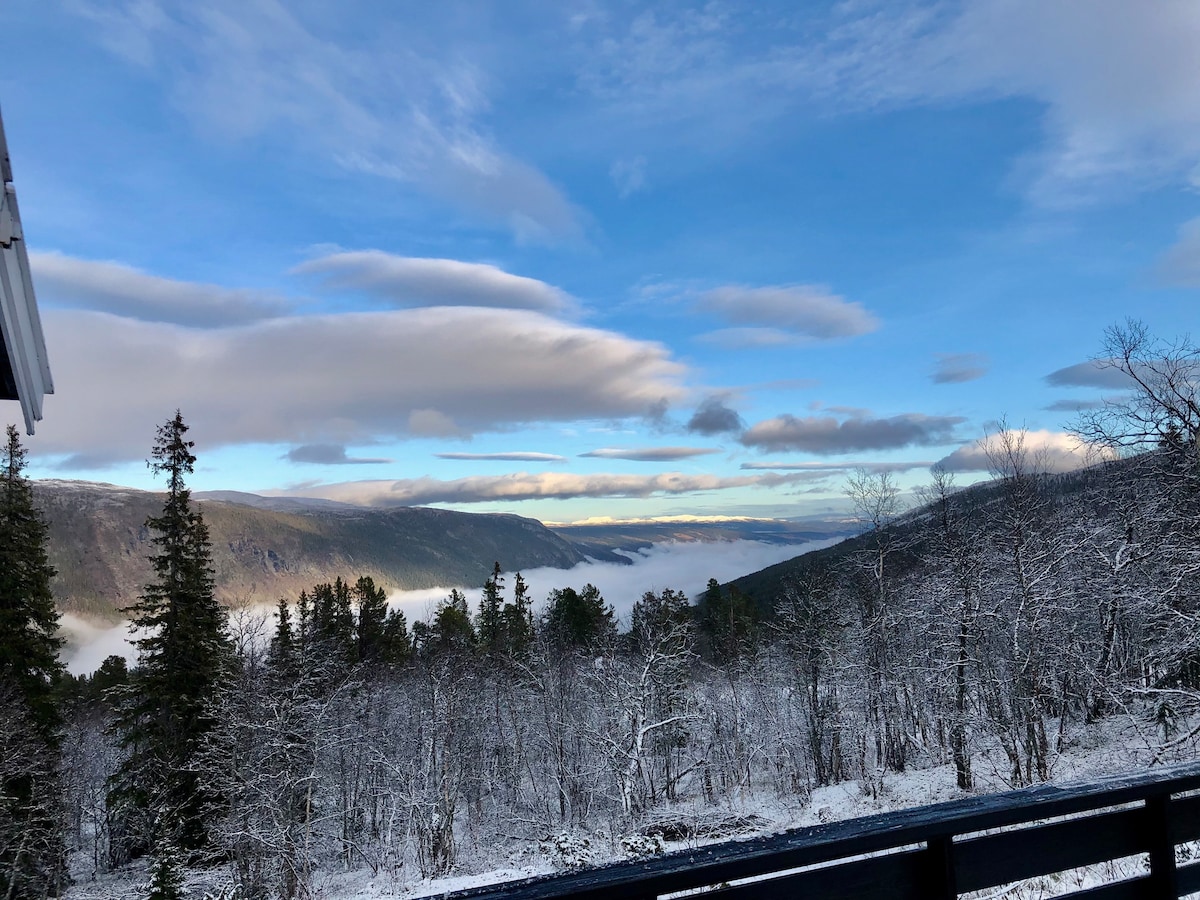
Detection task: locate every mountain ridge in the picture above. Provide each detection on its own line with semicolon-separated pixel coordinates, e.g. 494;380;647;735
36;480;604;620
37;480;836;621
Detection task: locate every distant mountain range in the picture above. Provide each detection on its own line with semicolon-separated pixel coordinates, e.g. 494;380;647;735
37;480;599;620
35;480;839;621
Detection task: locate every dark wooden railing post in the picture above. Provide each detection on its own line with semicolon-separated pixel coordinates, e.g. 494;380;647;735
439;763;1200;900
1146;792;1178;898
925;834;958;900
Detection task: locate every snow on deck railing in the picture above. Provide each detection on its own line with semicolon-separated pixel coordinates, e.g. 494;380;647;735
430;762;1200;900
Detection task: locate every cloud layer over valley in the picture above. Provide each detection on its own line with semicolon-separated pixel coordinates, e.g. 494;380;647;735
59;537;826;674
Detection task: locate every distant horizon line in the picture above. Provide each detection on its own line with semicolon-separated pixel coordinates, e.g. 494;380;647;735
31;477;856;527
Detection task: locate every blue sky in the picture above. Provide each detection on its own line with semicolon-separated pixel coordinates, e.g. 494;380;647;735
2;0;1197;523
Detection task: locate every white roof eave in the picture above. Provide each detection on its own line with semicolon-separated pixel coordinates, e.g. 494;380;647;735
0;105;53;435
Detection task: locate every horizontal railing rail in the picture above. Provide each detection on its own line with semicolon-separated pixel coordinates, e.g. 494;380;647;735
427;762;1200;900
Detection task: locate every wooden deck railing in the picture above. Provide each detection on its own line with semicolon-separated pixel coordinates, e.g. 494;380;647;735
429;762;1200;899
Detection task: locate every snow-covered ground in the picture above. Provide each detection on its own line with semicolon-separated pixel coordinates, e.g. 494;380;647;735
63;707;1195;899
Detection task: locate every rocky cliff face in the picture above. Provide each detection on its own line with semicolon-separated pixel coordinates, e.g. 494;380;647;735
34;480;602;621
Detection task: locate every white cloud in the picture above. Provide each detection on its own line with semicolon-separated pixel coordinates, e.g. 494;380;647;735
68;0;583;241
32;251;290;327
572;5;756;126
932;352;988;384
436;451;568;463
264;470;809;507
814;0;1200;202
389;538;838;626
62;539;836;672
29;306;687;462
1044;399;1104;413
73;1;1200;210
59;613;139;675
573;2;1200;203
1157;217;1200;286
293;251;575;313
695;327;800;349
935;429;1114;474
284;444;391;465
741;460;934;474
687;397;745;436
1045;360;1136;390
407;409;467;438
580;446;719;462
610;155;647;197
699;285;879;341
740;412;964;454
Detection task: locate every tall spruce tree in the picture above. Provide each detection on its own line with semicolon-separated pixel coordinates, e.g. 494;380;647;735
0;425;66;898
354;576;388;664
428;589;475;657
108;411;233;862
476;561;505;654
267;597;299;680
700;578;757;664
542;583;615;650
502;571;534;658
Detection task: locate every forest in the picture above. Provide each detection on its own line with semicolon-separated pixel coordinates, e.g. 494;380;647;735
2;321;1200;900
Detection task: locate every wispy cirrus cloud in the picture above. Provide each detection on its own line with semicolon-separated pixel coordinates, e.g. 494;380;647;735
32;251;290;327
740;412;963;454
610;155;647;197
580;446;719;462
293;251;575;314
813;0;1200;203
573;1;1200;203
67;0;583;242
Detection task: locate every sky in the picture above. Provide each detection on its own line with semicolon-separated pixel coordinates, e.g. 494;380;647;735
2;0;1197;524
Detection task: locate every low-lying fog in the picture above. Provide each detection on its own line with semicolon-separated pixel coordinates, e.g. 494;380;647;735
60;538;833;675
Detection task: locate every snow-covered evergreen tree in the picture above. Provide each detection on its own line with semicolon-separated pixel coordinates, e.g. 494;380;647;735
145;840;186;900
0;425;66;898
108;412;233;862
